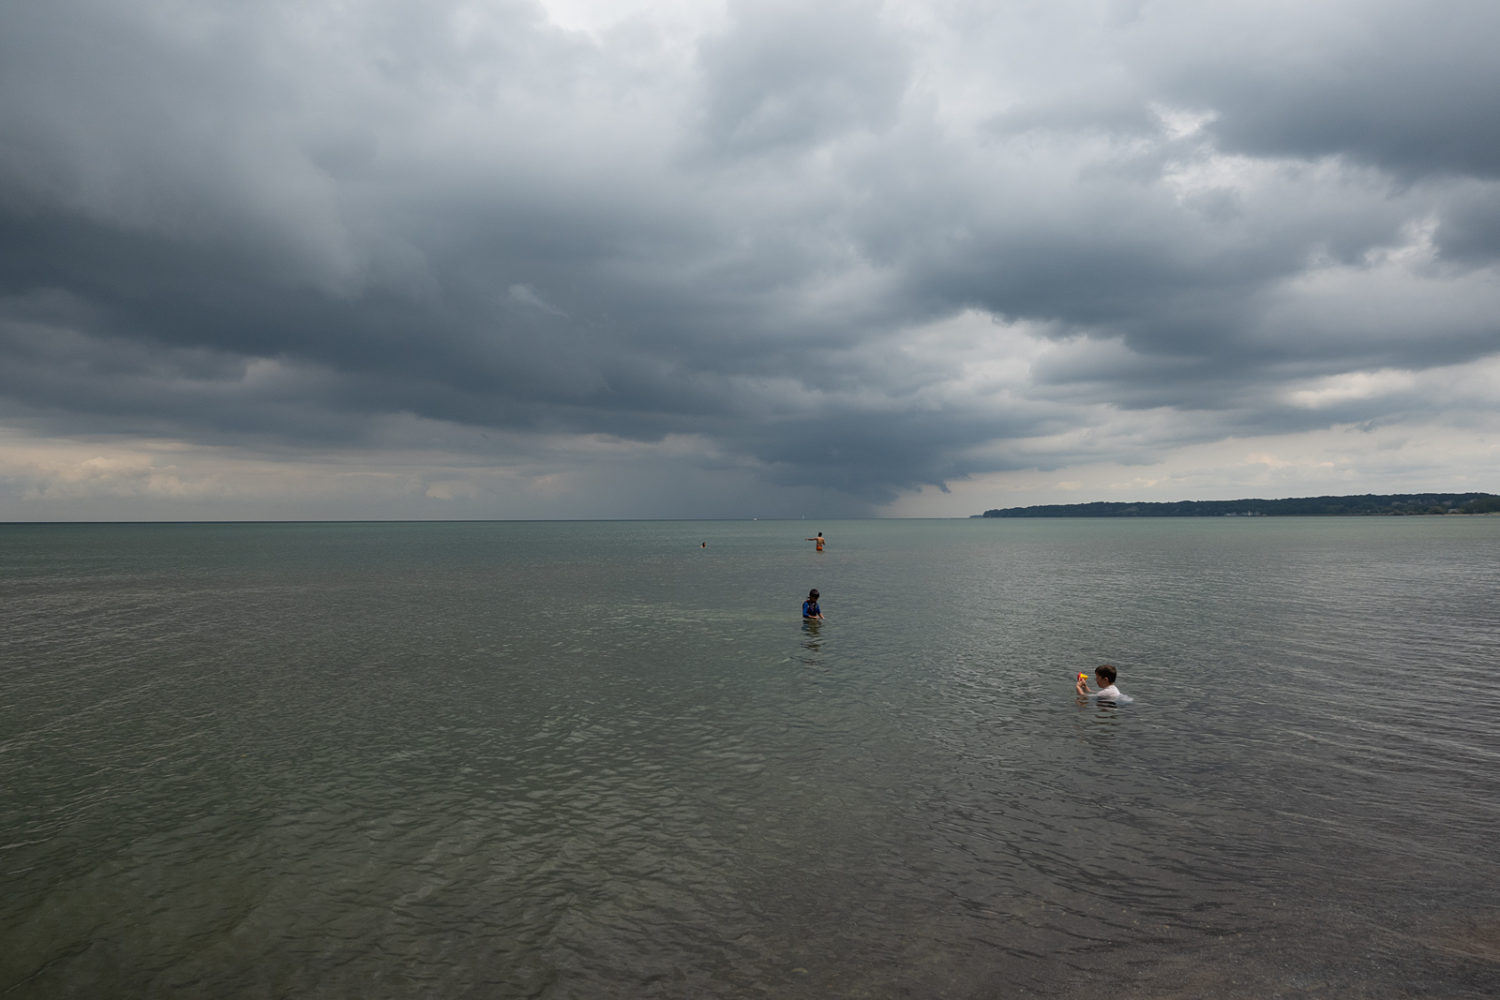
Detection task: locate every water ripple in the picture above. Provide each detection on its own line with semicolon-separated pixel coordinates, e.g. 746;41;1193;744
3;520;1499;998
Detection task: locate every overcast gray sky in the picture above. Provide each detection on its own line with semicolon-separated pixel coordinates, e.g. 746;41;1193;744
2;0;1497;519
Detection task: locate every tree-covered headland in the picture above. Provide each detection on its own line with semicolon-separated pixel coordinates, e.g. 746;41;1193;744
980;493;1500;518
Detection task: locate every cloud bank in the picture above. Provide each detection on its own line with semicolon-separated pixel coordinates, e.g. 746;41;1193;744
2;0;1497;518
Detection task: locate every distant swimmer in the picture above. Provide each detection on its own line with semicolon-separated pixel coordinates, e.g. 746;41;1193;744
1075;664;1131;703
805;531;825;552
702;541;707;548
802;588;824;620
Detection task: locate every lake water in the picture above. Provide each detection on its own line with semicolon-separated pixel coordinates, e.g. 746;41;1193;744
3;517;1498;998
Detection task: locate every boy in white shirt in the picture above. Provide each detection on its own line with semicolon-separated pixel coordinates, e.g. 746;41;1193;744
1075;664;1129;702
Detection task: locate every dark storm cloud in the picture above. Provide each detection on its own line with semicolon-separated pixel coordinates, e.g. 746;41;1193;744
1434;185;1500;265
694;0;910;157
1136;1;1500;181
1;0;1498;515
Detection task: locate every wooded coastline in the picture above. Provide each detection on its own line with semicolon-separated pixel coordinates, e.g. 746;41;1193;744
979;493;1500;518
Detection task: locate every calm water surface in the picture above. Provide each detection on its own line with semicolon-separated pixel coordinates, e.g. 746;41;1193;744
3;518;1498;998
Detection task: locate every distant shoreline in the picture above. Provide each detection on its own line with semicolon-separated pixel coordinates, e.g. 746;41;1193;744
979;492;1500;518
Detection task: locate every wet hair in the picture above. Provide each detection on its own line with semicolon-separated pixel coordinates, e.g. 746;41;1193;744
1095;664;1117;684
808;589;820;600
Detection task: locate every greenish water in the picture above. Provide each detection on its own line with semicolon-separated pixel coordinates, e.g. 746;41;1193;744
3;518;1498;998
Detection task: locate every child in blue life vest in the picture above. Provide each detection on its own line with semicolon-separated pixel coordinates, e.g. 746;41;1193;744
802;588;823;620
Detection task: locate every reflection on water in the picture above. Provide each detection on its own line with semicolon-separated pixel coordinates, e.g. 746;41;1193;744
2;518;1498;998
798;618;823;666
